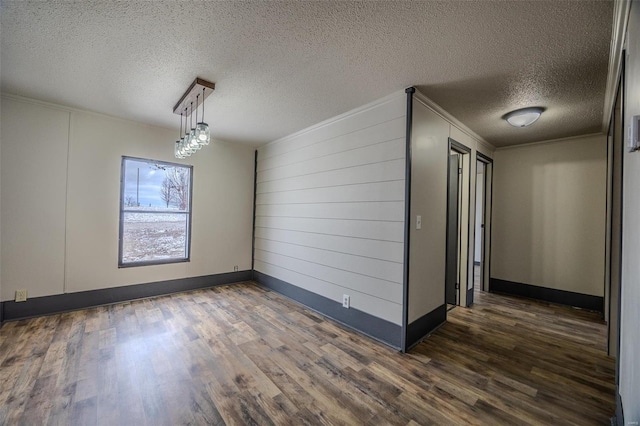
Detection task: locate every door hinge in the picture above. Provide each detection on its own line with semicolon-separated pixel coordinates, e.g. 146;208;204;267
458;168;462;174
455;283;460;289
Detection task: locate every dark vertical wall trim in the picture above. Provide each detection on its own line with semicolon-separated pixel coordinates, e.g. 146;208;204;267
251;149;258;272
616;391;624;426
615;51;625;407
402;87;415;353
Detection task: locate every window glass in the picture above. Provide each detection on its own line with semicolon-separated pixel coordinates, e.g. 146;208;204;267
119;157;192;267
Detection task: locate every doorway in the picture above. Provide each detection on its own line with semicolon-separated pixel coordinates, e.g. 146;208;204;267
446;139;471;307
473;155;493;299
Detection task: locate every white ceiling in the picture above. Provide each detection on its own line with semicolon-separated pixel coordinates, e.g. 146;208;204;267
0;1;613;148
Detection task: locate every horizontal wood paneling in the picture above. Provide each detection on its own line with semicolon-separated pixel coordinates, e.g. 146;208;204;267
255;93;406;326
254;228;404;263
256;180;405;205
257;158;405;194
259;94;406;161
258;117;405;172
257;139;405;183
255;201;405;222
254;260;402;324
255;216;404;242
254;239;403;284
254;250;402;304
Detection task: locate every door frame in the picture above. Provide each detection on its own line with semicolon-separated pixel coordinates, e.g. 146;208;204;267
446;138;472;307
475;153;493;295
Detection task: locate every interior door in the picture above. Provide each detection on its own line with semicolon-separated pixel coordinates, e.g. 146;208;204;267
446;154;460;305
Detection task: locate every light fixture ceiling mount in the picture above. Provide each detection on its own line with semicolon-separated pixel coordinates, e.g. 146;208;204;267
503;107;545;128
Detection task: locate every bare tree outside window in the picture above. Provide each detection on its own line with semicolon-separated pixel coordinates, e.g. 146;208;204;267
119;157;193;267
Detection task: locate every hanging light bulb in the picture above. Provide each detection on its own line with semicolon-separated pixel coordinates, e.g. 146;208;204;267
175;112;187;159
195;87;210;145
182;107;193;156
188;101;200;150
181;109;193;157
175;112;182;158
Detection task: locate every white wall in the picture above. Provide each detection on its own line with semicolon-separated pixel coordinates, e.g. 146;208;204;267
492;134;607;296
620;1;640;420
1;98;69;299
255;92;406;325
408;91;493;322
1;95;255;301
407;99;448;321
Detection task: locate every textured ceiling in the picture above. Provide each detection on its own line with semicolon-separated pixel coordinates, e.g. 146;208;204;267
0;1;613;147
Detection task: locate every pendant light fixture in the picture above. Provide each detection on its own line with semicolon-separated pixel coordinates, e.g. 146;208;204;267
172;78;215;158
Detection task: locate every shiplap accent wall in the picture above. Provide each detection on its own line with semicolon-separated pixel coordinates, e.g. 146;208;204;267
255;92;406;325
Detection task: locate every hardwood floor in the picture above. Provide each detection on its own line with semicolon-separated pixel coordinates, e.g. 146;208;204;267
0;282;615;425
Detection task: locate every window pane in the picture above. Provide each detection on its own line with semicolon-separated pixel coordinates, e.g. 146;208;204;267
119;156;192;267
123;160;190;212
121;212;188;263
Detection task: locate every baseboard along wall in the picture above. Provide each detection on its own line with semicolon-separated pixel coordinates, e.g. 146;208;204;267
490;278;604;312
253;270;402;349
1;270;253;322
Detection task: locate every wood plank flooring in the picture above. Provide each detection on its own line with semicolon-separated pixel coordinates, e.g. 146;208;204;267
0;282;615;425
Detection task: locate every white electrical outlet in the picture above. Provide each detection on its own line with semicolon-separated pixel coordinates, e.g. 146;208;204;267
416;215;422;230
233;265;238;272
342;294;350;308
15;289;27;302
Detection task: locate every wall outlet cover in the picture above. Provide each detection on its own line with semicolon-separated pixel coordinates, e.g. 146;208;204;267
342;294;350;308
15;289;27;302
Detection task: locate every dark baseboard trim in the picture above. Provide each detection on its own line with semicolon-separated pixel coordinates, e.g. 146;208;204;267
1;270;253;321
615;390;624;426
406;304;447;350
490;278;603;312
253;270;401;349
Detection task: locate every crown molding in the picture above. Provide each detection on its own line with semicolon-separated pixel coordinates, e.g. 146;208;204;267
495;132;606;151
412;89;495;153
602;0;632;132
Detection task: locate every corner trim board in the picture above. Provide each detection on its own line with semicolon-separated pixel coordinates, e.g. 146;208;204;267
402;86;415;352
253;270;401;349
489;278;604;312
1;270;253;321
251;149;258;270
406;304;447;350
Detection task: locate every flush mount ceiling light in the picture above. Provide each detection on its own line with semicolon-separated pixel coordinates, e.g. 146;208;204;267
503;107;545;128
173;78;215;159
